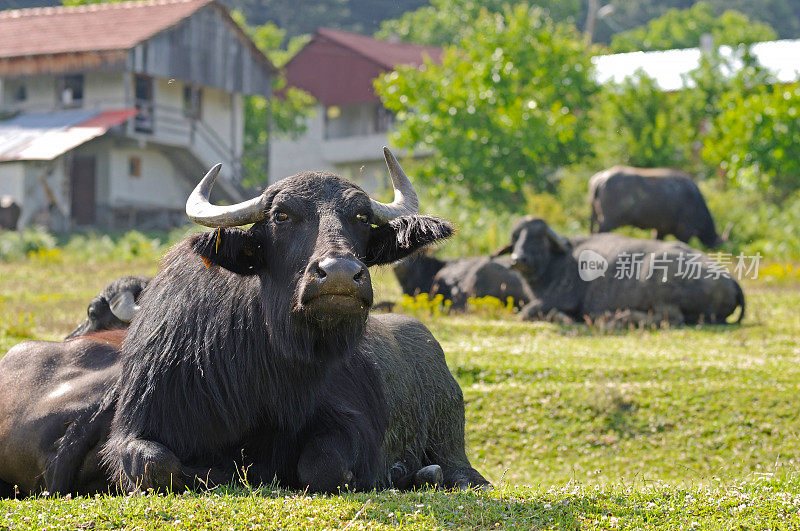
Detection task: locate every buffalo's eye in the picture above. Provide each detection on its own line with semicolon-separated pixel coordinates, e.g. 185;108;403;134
273;211;289;223
356;213;369;224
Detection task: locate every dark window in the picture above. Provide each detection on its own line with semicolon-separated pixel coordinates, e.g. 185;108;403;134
134;75;154;134
58;74;84;108
375;105;395;133
15;85;26;102
183;85;202;119
128;156;141;178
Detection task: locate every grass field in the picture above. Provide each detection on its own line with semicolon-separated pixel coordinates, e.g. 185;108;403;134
1;256;800;529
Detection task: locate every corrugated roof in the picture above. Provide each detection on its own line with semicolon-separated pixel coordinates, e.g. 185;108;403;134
0;0;213;59
0;109;137;162
593;39;800;91
314;28;442;69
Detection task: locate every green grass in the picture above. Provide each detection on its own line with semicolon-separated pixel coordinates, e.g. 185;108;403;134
1;256;800;529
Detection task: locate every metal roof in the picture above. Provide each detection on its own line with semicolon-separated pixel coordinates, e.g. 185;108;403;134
593;39;800;91
0;108;137;162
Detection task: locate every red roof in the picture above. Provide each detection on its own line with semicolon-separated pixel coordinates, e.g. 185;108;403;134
285;28;441;106
314;28;442;70
0;0;213;59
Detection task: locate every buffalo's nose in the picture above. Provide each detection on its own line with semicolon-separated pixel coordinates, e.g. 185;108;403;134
314;256;366;291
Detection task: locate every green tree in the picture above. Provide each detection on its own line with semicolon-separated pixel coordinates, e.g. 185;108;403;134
375;4;597;206
591;71;692;168
376;0;582;46
703;83;800;196
230;12;315;187
610;2;777;52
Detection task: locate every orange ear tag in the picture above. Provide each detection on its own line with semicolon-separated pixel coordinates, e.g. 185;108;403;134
201;256;212;269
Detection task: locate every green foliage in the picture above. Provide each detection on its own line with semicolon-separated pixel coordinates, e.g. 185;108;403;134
376;0;582;46
376;4;597;208
703;83;800;196
608;1;779;52
230;11;315;188
0;227;56;261
591;71;692;168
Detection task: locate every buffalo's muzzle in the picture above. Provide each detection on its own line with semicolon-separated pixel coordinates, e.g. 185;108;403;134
301;255;372;313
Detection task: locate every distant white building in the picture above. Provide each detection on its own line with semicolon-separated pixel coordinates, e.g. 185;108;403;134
270;28;441;193
0;0;274;230
593;39;800;91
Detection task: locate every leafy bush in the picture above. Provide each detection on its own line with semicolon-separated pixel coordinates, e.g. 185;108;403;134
0;227;57;261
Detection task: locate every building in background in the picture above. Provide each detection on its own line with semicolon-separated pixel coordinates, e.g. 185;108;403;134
0;0;274;230
270;28;441;193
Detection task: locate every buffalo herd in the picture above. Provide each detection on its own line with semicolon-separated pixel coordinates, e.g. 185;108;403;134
0;158;744;497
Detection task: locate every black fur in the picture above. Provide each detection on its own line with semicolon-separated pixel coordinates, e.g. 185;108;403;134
102;172;466;493
65;276;150;339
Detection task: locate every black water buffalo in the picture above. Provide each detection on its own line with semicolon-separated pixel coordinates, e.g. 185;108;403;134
496;217;744;325
102;148;489;493
0;275;151;496
589;166;724;248
65;276;150;339
0;196;21;231
430;256;530;311
392;251;446;296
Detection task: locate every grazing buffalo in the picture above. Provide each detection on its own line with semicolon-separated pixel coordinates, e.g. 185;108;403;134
496;217;744;325
102;148;489;493
589;166;724;247
66;276;150;339
430;256;530;310
0;196;21;231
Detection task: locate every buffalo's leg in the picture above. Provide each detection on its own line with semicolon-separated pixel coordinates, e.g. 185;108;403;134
0;478;16;498
45;402;115;495
104;436;232;492
296;431;358;493
442;466;491;490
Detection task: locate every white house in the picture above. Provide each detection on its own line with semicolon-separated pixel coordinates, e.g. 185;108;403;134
0;0;274;230
269;28;441;193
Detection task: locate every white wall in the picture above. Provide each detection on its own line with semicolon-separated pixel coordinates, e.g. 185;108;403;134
2;75;56;112
0;162;25;200
269;104;330;184
108;148;189;209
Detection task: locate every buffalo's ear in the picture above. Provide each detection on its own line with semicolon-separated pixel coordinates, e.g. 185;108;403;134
191;228;265;275
364;215;453;266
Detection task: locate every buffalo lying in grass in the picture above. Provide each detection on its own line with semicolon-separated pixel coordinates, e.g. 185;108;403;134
589;166;725;247
102;148;489;493
0;273;148;496
393;252;529;311
430;256;529;311
65;276;149;339
496;217;744;325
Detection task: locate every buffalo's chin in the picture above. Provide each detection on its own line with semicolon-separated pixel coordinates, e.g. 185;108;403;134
305;294;368;313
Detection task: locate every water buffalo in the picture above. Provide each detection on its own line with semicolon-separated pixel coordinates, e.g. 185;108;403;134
102;148;489;493
496;217;744;325
430;256;530;311
589;166;724;248
65;276;150;339
0;196;21;231
392;251;446;296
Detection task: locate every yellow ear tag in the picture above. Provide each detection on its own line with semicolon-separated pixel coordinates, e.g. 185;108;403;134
215;227;223;254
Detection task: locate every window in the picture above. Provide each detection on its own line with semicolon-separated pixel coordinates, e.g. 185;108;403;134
134;75;154;134
57;74;84;108
15;85;26;102
183;85;202;119
128;156;141;178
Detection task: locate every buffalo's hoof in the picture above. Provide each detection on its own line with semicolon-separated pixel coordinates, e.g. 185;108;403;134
412;464;443;488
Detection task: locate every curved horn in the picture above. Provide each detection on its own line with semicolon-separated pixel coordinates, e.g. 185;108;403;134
186;164;268;227
371;147;420;225
108;291;139;323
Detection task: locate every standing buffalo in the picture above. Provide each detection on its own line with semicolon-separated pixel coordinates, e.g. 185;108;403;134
589;166;724;247
496;217;744;325
65;276;150;339
102;148;489;493
430;256;529;311
0;274;149;496
0;196;21;231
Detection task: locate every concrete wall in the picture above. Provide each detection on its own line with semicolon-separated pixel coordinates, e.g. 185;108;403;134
269;104;330;183
108;147;190;209
0;162;24;200
1;72;127;112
